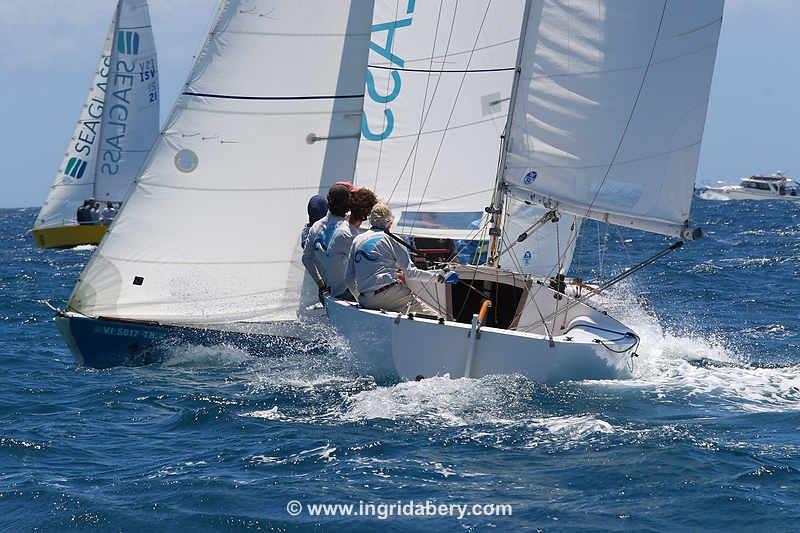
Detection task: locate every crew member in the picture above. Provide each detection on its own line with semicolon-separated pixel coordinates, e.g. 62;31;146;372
302;182;352;300
76;200;93;225
100;201;117;225
325;187;377;298
345;203;439;315
301;195;328;249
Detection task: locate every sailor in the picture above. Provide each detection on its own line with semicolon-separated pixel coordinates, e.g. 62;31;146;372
301;195;328;249
325;187;377;298
76;200;93;225
302;182;352;300
89;201;101;224
100;201;117;225
345;203;439;315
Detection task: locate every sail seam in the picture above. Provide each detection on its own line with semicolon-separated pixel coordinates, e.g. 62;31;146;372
182;92;364;101
141;183;323;193
368;65;515;73
99;255;294;266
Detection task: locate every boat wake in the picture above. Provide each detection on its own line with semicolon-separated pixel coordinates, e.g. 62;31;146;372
584;284;800;414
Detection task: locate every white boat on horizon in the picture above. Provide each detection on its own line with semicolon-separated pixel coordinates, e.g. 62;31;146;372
698;173;800;201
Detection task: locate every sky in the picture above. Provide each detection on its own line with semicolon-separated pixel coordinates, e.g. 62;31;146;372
1;0;798;208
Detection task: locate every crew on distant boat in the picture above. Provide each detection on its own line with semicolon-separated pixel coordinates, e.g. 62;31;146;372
301;195;328;249
100;202;117;225
76;200;94;225
345;203;439;315
325;187;378;298
302;182;353;300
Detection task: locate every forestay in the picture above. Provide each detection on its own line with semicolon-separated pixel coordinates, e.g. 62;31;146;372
69;0;374;324
356;0;522;239
503;0;724;238
34;0;160;230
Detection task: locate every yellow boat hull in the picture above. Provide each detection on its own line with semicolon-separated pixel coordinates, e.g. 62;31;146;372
32;224;108;249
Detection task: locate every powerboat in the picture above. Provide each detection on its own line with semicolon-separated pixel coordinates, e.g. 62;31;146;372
698;173;800;201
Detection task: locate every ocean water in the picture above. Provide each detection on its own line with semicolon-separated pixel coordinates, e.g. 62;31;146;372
1;200;799;531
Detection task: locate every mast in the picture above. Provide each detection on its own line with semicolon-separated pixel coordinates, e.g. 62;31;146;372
488;0;533;266
92;0;122;200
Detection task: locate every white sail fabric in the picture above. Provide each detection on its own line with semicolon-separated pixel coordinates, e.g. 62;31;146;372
356;0;523;239
94;0;160;202
34;18;116;229
503;197;581;276
503;0;724;238
69;0;374;324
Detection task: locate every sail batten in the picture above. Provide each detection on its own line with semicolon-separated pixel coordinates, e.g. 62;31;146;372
502;0;724;238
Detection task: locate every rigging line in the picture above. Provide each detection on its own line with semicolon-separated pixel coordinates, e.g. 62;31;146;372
386;0;459;204
406;0;493;236
368;65;516;73
371;0;404;193
404;0;448;222
182;92;364;101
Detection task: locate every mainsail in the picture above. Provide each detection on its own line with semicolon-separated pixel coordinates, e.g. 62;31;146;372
68;0;374;324
502;0;724;238
358;0;579;275
34;0;160;230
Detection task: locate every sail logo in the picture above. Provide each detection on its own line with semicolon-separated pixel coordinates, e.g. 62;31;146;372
522;250;532;265
64;157;87;179
523;171;538;185
117;31;141;55
362;2;416;141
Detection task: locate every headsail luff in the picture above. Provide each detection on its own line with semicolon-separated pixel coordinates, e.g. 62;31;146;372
502;0;724;238
68;0;375;324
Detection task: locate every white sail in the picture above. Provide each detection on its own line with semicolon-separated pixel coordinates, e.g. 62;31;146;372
34;18;116;229
503;197;581;276
68;0;374;324
502;0;724;238
356;0;522;239
94;0;160;202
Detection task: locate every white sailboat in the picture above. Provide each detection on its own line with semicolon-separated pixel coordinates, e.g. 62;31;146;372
326;0;724;382
56;0;375;367
54;0;723;385
698;172;800;201
33;0;160;249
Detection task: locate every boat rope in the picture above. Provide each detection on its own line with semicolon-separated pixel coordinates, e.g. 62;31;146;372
517;240;684;332
384;0;454;202
404;0;494;237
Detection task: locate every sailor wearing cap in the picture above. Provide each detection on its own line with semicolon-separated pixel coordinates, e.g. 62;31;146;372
302;182;352;300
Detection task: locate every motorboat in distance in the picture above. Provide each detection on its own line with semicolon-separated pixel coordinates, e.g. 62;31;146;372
698;173;800;201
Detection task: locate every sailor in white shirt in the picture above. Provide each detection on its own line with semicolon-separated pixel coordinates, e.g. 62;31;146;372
99;202;117;225
302;183;352;300
324;187;377;298
345;203;439;315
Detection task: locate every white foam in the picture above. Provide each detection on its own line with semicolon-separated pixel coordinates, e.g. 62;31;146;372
583;284;800;413
240;406;281;420
161;342;253;368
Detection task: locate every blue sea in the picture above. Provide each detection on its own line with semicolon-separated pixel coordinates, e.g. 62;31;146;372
1;200;799;531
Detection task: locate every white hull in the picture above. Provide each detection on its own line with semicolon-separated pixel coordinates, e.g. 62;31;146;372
325;298;636;383
699;186;800;201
